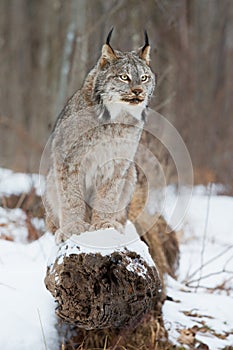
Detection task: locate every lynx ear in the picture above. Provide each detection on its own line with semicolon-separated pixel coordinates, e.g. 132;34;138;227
138;30;151;66
100;28;117;68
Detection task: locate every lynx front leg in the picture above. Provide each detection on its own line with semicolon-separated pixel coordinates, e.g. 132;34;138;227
90;164;136;233
54;163;90;243
90;180;127;233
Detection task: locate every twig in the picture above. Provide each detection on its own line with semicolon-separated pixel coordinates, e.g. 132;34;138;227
37;308;48;350
186;269;233;287
112;336;122;350
183;245;233;283
103;335;108;350
223;252;233;270
194;183;212;292
200;184;212;265
16;192;27;209
0;282;17;290
186;276;233;293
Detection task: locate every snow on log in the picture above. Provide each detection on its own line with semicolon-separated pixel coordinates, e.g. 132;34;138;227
45;222;162;329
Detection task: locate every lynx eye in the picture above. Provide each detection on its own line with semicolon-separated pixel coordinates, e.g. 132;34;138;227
141;74;149;82
119;74;130;82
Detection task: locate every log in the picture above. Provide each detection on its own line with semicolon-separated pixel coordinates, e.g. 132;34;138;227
45;222;162;330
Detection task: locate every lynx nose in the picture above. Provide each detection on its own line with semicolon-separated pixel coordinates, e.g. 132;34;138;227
131;87;143;96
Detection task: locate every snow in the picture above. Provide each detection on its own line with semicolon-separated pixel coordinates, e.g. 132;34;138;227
49;222;155;268
163;276;233;348
0;233;58;350
31;216;46;232
126;256;148;278
162;188;233;349
0;168;233;349
0;168;45;196
0;207;28;242
48;223;155;283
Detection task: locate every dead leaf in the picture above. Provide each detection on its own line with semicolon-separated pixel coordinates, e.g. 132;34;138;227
0;234;14;241
178;328;196;345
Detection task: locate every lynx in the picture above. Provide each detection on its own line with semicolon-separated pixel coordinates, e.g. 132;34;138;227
45;29;156;243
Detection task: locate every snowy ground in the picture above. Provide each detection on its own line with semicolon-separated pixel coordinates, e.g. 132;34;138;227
163;186;233;348
0;168;233;349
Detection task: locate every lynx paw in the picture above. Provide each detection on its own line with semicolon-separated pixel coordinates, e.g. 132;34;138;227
90;221;125;234
55;229;66;244
55;221;90;243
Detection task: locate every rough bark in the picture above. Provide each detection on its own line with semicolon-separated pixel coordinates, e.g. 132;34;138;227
45;241;162;330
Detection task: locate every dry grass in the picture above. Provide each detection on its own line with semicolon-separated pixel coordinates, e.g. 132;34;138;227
59;312;175;350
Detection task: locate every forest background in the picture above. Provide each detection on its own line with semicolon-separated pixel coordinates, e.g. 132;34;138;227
0;0;232;192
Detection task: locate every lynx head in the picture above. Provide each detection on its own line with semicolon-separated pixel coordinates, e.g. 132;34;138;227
93;29;156;121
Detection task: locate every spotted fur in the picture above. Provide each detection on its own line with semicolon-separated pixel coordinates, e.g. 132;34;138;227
45;32;156;243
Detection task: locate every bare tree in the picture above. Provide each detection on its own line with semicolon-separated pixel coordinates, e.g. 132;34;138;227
0;0;232;190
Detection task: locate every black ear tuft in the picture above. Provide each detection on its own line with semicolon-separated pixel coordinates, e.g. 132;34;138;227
106;27;114;47
142;30;149;52
139;30;151;65
100;28;117;68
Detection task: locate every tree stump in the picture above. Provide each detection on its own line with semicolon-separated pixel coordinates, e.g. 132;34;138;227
45;223;162;330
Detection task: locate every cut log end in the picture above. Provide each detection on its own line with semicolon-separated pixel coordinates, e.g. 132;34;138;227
45;248;162;330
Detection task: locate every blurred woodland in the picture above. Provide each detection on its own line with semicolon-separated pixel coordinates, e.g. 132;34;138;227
0;0;232;190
